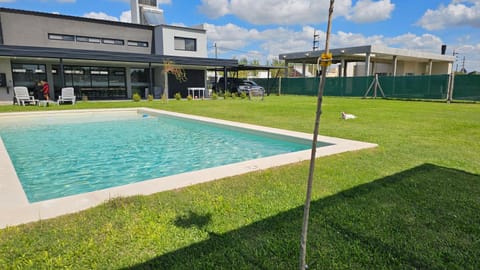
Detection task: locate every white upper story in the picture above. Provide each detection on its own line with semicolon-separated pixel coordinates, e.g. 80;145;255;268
154;25;208;58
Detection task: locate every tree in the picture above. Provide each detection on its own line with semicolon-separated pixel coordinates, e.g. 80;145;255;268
299;1;335;269
162;60;187;102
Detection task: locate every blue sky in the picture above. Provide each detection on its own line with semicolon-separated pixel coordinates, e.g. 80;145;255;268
1;0;479;71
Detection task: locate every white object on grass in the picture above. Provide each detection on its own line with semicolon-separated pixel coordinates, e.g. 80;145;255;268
341;112;357;120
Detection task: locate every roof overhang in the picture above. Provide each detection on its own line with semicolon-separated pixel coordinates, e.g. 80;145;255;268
208;64;287;72
0;45;238;68
279;45;455;65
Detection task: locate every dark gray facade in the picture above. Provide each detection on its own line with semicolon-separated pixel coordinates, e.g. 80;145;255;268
0;8;237;101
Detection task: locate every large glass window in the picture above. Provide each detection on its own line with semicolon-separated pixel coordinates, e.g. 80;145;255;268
109;68;126;87
72;67;91;87
53;65;127;99
11;63;46;88
90;67;109;87
130;68;150;98
174;37;196;51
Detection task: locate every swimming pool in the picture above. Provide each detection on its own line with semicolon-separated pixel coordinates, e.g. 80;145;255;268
0;110;317;202
0;108;377;228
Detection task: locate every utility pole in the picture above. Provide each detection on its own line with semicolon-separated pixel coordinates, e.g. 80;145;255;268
312;30;320;51
299;1;335;269
214;43;218;91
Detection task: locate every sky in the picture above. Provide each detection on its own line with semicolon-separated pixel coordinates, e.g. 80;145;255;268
0;0;479;72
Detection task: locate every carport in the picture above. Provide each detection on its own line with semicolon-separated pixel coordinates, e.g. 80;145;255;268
279;45;454;77
209;64;287;95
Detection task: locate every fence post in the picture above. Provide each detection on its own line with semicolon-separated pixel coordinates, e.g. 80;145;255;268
280;77;283;96
447;72;455;103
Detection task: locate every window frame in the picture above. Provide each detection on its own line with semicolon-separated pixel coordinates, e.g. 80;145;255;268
48;33;75;42
174;37;197;52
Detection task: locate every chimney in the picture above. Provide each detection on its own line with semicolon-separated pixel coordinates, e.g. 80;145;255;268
441;44;447;55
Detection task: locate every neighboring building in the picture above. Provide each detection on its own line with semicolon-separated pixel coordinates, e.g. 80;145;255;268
0;6;237;102
280;45;455;77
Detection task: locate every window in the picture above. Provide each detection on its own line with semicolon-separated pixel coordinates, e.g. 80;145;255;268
174;37;196;51
11;63;46;88
139;0;157;6
109;68;126;87
48;33;75;41
76;36;101;43
128;40;149;47
102;38;124;46
130;68;150;98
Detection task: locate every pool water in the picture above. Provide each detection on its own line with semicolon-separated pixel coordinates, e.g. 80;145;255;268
0;112;318;202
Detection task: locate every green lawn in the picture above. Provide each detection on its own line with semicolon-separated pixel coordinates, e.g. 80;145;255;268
1;96;479;269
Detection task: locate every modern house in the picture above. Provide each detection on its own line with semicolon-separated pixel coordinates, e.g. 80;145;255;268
280;45;455;77
0;4;237;102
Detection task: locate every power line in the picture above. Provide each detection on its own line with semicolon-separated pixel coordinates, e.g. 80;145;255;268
209;44;265;57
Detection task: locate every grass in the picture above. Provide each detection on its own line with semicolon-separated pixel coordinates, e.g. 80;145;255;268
0;96;479;269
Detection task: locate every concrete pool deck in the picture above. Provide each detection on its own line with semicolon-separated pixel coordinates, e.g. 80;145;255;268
0;108;377;228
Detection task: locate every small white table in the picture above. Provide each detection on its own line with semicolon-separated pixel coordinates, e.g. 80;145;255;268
38;100;57;107
187;87;206;99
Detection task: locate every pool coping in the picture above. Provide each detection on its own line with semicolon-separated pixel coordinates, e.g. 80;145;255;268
0;108;377;228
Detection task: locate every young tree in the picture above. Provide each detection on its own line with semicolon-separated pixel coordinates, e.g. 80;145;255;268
162;60;187;102
299;1;335;269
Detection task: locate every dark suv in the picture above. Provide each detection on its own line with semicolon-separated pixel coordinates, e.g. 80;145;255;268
214;77;264;95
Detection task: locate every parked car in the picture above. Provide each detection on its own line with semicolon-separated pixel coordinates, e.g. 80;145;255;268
214;77;264;95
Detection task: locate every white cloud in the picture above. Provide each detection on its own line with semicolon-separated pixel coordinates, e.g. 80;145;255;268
119;10;131;22
111;0;171;4
385;33;443;51
83;12;119;22
199;0;352;25
417;0;480;30
204;22;457;64
347;0;395;23
198;0;230;18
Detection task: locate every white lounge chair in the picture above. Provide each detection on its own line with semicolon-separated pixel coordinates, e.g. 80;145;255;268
58;87;76;105
14;86;37;106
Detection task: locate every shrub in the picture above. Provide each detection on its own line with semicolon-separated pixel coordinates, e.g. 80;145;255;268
240;92;247;99
132;93;141;102
211;93;218;100
231;92;237;99
224;91;232;99
175;92;182;100
187;95;193;101
147;94;153;101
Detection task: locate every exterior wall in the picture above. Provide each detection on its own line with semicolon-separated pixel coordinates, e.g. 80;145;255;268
371;63;392;75
0;59;13;102
0;11;152;54
397;61;426;75
432;62;452;74
154;25;207;57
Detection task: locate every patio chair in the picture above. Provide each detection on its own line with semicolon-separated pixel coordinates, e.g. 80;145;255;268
14;86;38;106
58;87;76;105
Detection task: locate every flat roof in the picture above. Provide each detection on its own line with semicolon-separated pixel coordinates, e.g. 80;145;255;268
208;64;287;72
0;7;152;30
280;45;455;64
0;45;238;67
